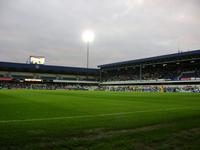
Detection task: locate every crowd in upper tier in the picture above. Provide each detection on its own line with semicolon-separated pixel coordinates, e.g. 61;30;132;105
102;61;200;81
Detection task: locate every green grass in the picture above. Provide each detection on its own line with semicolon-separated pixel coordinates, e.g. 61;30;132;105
0;90;200;150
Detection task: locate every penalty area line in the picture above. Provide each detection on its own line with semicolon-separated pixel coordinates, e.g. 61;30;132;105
0;107;198;123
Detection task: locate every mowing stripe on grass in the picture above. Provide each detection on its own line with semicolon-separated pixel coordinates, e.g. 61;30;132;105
0;107;199;123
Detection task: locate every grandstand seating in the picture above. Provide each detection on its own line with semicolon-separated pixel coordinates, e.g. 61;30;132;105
0;49;200;90
99;50;200;82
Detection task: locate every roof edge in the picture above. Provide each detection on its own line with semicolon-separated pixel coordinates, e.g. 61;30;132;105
98;49;200;68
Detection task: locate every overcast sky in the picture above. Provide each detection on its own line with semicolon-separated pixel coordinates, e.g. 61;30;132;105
0;0;200;68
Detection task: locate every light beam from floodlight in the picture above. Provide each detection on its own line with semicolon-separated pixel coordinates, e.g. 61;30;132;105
82;30;94;79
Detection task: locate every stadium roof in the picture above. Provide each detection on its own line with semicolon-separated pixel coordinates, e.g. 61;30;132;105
98;49;200;69
0;62;99;75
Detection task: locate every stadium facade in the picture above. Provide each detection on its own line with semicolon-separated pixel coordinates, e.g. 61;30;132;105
0;49;200;91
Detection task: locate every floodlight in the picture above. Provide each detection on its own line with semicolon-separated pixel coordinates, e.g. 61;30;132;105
82;30;95;79
82;30;94;43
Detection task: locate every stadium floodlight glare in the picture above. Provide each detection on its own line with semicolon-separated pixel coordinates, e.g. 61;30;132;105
82;30;94;43
82;30;94;79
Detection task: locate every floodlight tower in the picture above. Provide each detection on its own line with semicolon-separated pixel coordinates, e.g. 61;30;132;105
82;30;94;79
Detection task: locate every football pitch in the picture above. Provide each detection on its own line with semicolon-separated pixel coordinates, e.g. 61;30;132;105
0;90;200;150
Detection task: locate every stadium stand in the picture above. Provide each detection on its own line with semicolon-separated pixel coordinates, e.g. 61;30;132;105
0;62;99;90
97;49;200;92
0;49;200;92
99;49;200;83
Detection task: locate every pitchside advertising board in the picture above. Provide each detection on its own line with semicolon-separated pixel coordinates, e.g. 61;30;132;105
28;56;45;64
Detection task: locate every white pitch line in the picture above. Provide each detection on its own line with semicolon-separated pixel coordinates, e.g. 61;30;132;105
0;107;199;123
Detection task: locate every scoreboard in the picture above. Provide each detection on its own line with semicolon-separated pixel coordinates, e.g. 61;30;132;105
28;56;45;64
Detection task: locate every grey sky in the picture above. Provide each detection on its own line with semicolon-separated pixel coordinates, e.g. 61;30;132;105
0;0;200;68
